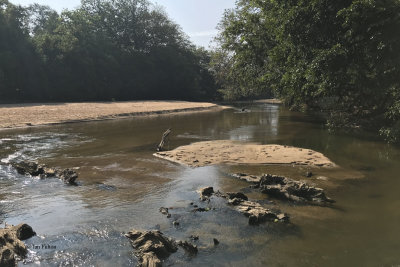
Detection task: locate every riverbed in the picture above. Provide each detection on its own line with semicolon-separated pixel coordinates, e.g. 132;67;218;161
1;102;400;266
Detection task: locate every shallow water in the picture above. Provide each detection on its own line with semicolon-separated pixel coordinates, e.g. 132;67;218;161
1;103;400;266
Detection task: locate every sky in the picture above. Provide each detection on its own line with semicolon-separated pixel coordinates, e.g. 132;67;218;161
9;0;236;48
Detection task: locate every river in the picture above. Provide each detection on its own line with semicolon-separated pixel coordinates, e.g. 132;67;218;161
0;103;399;266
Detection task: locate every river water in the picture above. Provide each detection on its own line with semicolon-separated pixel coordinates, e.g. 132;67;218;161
0;103;399;266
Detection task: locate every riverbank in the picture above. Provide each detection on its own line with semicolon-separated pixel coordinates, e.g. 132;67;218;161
0;101;227;129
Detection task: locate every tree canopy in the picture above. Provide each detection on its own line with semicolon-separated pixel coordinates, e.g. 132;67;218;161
213;0;400;142
0;0;217;103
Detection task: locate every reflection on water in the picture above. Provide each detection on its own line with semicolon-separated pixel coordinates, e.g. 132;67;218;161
0;103;400;266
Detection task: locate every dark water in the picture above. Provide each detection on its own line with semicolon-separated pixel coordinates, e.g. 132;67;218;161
1;103;400;266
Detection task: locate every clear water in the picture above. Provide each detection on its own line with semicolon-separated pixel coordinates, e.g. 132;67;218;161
0;103;399;266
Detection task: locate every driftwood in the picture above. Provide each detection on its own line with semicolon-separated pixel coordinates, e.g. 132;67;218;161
157;128;171;151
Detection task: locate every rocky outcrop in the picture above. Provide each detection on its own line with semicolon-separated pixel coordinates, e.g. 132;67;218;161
125;230;178;267
257;174;334;203
125;230;197;267
197;188;289;225
0;223;36;267
10;161;78;185
226;192;289;225
232;173;334;204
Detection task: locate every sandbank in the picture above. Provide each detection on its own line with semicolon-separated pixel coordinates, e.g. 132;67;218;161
0;101;226;129
154;140;336;168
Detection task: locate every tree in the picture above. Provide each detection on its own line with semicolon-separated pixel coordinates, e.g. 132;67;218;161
0;0;218;103
213;0;400;142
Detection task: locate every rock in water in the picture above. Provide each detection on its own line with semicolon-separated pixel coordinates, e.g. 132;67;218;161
231;173;261;184
177;240;198;255
198;187;214;201
159;207;170;218
12;161;43;176
213;238;219;245
198;188;290;225
10;161;78;185
258;174;334;203
125;230;178;267
226;192;248;201
0;223;36;266
228;197;289;225
57;169;78;184
12;224;36;240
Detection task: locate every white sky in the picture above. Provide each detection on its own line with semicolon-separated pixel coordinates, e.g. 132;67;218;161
9;0;236;48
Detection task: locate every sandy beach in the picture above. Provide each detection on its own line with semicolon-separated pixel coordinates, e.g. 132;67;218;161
154;140;336;168
0;101;225;129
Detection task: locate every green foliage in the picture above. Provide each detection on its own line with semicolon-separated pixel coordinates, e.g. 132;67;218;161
213;0;400;142
0;0;217;103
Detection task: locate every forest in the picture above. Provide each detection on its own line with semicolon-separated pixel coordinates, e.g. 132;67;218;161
0;0;217;102
1;0;400;142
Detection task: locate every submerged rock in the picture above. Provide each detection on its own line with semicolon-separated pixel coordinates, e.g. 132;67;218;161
231;173;261;184
258;174;334;204
177;240;198;255
198;187;214;201
125;229;197;266
10;161;78;185
197;188;289;225
226;192;248;201
0;223;36;267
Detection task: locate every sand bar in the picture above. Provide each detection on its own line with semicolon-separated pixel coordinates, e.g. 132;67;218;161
0;101;225;129
154;140;336;168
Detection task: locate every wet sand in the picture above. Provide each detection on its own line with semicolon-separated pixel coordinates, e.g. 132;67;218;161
0;101;226;129
154;140;336;168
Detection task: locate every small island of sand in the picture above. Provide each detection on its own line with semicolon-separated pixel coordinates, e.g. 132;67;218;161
154;140;336;168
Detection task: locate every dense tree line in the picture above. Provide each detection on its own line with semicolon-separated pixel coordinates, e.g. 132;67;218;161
0;0;217;103
212;0;400;143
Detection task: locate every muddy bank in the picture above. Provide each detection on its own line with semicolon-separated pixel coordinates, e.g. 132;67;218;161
154;140;336;168
0;101;227;129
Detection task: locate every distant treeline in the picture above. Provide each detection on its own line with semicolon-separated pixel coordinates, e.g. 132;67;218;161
212;0;400;143
0;0;217;103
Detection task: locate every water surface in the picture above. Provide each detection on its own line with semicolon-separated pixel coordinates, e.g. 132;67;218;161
1;103;399;266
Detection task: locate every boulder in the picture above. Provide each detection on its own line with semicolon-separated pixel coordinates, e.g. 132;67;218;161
228;197;289;225
125;230;178;267
258;174;334;203
125;229;198;266
0;223;36;267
